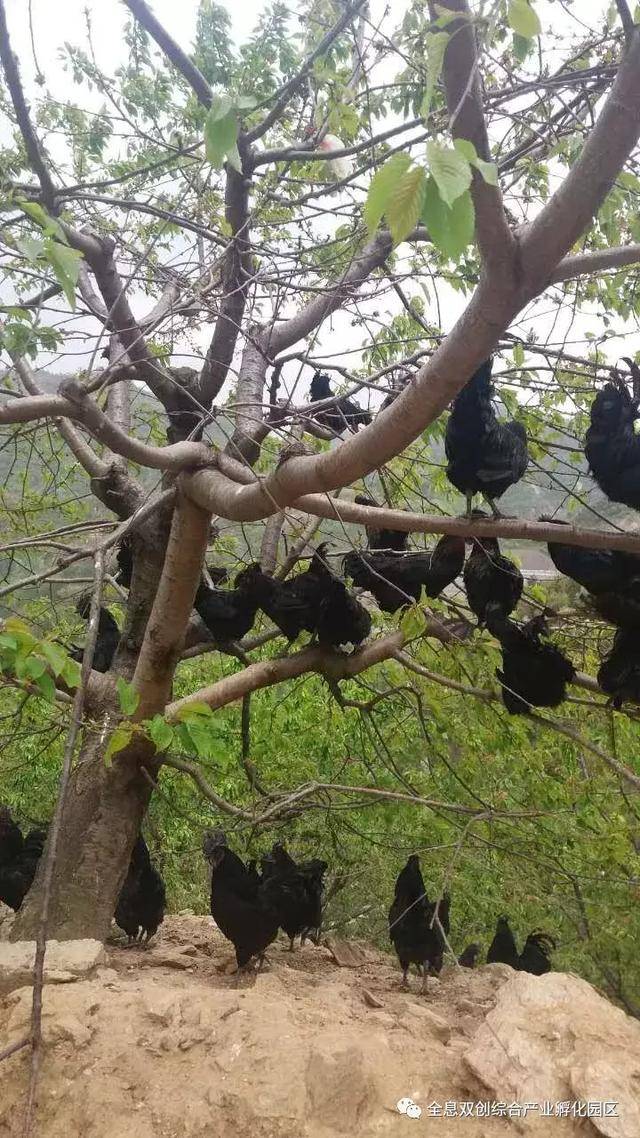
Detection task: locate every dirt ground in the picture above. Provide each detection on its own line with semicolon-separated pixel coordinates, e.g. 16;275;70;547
1;914;639;1138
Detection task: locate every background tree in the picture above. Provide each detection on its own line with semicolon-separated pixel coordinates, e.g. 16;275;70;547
0;0;640;1017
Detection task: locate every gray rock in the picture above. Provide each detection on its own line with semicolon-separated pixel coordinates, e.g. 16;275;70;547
0;939;105;995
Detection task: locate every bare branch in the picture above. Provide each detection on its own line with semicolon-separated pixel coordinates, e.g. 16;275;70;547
432;0;516;268
162;754;252;818
614;0;636;40
246;0;369;144
0;0;57;207
121;0;213;107
549;243;640;283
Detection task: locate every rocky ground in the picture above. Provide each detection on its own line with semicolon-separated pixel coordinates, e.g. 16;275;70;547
1;912;639;1137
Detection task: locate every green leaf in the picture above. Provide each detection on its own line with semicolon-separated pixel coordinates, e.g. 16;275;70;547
60;658;81;689
387;165;426;246
104;723;134;766
513;342;525;367
21;656;47;681
116;676;140;717
147;715;174;752
0;634;18;651
44;240;82;310
18;200;66;242
453;138;477;163
363;153;412;235
183;718;217;759
38;640;68;677
473;157;499;186
173;700;214;723
400;604;425;641
34;671;56;702
419;32;448;121
421;179;475;259
512;33;530;62
204;100;239;169
508;0;541;39
16;236;44;263
426;140;472;206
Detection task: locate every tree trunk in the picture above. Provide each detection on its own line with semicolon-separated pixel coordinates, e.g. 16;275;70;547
12;732;154;943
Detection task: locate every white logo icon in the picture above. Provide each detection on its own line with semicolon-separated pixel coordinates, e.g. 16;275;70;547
396;1097;422;1118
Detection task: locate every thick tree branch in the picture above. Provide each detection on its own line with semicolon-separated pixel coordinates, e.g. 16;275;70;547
121;0;213;107
432;0;516;269
133;493;212;717
549;243;640;283
0;1;56;208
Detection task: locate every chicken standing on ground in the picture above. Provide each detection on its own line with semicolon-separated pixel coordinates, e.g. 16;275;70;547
463;534;523;627
194;568;261;644
585;375;640;510
0;806;47;912
70;598;120;672
491;614;576;714
445;358;529;515
114;835;166;945
260;841;328;950
598;628;640;708
203;830;280;973
458;943;481;968
388;855;446;993
309;372;371;435
487;916;555;974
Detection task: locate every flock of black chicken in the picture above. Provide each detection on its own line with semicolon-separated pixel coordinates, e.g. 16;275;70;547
68;358;640;716
1;808;553;989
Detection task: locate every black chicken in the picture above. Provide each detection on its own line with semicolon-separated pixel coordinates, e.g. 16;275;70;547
354;493;409;552
598;628;640;708
487;917;555;974
518;931;555;975
260;841;328;950
114;835;166;945
458;942;481;968
194;568;261;644
70;599;120;672
343;536;464;616
463;535;523;627
445;358;529;515
542;516;640;627
491;614;575;714
303;545;371;649
0;807;47;912
585;379;640;510
234;563;322;641
486;915;519;967
115;539;133;589
309;372;372;435
203;830;280;972
388;855;446;993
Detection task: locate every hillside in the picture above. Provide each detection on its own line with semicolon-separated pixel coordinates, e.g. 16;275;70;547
1;915;639;1137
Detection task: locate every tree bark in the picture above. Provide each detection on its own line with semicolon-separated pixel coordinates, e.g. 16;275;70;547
12;731;155;942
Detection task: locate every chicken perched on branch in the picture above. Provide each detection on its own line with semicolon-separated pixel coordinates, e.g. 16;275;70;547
308;372;371;435
114;835;166;946
260;841;328;950
203;830;280;973
194;569;261;644
598;628;640;708
463;533;523;627
445;358;529;515
0;807;46;912
69;598;120;672
233;562;322;642
542;515;640;626
354;494;409;552
343;535;465;615
585;366;640;510
388;855;447;993
491;614;575;714
303;125;354;181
